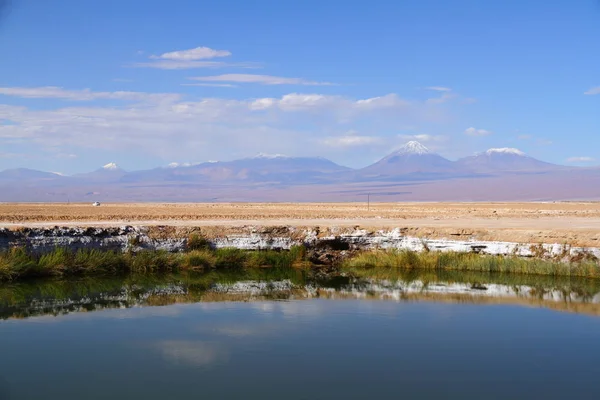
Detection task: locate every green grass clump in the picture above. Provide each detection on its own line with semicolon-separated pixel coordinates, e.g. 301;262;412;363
187;233;211;251
246;246;306;269
215;248;249;268
0;245;310;282
125;250;180;273
343;250;600;279
180;250;216;270
73;249;127;274
0;247;37;279
1;245;599;284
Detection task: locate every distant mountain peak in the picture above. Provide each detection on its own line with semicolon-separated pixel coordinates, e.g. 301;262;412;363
102;162;120;170
167;162;201;168
252;153;289;159
394;141;431;155
485;148;526;156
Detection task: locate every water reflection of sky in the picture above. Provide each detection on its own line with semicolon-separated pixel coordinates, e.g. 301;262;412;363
2;299;600;399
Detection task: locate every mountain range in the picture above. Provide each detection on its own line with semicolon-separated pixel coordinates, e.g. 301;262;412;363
1;141;597;202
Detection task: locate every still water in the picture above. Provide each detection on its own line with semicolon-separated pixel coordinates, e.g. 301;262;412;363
2;270;600;399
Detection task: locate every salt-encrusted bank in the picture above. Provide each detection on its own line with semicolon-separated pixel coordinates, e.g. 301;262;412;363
1;225;599;261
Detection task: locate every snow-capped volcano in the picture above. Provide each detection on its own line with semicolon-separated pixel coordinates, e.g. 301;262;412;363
102;162;120;170
457;147;563;173
73;162;126;182
394;141;432;155
166;162;201;168
361;141;458;176
485;148;526;156
252;153;289;159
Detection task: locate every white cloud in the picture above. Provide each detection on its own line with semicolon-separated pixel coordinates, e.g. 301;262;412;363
249;98;276;110
133;46;258;70
278;93;340;110
321;134;382;147
398;134;446;142
245;93;412;115
584;87;600;95
566;156;595;163
0;86;180;103
152;46;231;61
426;86;452;92
517;134;532;140
0;90;456;163
464;127;493;136
355;93;410;109
189;73;333;86
182;83;237;88
426;92;456;104
132;60;258;70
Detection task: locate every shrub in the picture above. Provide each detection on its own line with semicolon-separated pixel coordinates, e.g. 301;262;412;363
215;248;248;268
181;250;216;270
187;233;212;251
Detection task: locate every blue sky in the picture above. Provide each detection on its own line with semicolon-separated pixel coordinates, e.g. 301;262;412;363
0;0;598;173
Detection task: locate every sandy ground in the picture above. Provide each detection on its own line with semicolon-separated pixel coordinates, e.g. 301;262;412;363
1;202;599;246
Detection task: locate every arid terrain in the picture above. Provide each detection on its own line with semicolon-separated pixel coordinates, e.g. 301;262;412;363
1;202;600;246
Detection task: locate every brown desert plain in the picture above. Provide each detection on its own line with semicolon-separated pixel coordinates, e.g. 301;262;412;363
1;202;600;246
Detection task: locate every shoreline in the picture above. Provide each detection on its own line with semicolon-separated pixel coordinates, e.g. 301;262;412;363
2;202;600;246
1;203;599;282
1;228;599;282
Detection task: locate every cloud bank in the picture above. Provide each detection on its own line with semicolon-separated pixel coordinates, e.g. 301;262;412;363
0;86;457;163
189;74;333;86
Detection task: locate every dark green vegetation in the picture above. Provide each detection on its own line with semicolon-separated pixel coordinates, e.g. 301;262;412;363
0;246;599;283
0;246;307;282
343;250;600;279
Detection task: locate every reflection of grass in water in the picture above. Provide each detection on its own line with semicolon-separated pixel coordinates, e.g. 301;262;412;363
3;266;600;320
342;265;600;301
0;268;308;310
343;250;600;279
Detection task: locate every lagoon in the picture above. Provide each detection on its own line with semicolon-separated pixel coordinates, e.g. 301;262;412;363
1;271;600;399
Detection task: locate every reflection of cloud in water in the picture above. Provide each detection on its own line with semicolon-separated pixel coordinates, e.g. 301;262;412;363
155;340;229;367
251;302;277;314
277;301;325;318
